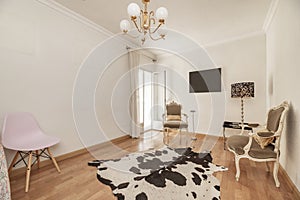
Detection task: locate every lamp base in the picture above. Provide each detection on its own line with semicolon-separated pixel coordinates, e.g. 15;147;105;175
241;97;244;125
240;97;245;135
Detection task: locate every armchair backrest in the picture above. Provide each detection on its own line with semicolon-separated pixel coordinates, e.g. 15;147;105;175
266;101;289;153
266;101;289;134
266;107;284;132
166;101;182;116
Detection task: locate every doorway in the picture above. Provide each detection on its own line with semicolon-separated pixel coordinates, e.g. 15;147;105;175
138;69;166;133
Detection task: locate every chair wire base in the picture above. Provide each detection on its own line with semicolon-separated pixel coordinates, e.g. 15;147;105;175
12;148;51;168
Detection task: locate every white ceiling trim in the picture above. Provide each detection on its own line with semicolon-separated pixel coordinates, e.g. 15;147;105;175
203;30;265;48
36;1;157;62
36;0;114;37
263;0;280;32
36;0;141;49
36;0;271;51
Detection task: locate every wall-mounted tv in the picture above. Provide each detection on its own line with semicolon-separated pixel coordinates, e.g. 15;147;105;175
189;68;222;93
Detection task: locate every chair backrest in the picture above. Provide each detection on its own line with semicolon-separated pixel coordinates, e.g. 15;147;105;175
266;101;289;152
166;101;182;116
2;112;42;146
266;101;289;133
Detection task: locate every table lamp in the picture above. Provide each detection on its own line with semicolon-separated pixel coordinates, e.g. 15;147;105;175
231;82;255;127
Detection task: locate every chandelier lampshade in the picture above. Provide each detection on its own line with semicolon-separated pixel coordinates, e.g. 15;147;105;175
127;3;141;17
155;7;168;20
157;24;168;36
120;20;131;33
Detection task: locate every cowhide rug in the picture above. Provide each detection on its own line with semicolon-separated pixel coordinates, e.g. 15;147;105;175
88;146;227;200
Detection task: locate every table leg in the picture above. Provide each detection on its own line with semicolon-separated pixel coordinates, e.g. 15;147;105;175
223;127;226;150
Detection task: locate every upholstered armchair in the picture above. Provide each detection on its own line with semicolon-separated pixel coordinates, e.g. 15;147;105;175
227;101;289;187
162;101;188;135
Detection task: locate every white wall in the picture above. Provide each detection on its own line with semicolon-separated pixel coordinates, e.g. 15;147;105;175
157;54;223;135
95;54;131;139
266;0;300;190
0;0;129;163
95;49;157;139
157;34;267;136
206;34;267;124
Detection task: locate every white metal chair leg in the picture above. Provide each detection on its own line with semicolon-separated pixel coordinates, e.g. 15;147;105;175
235;156;241;181
273;161;280;187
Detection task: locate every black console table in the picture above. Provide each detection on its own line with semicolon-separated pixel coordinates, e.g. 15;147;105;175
222;121;259;149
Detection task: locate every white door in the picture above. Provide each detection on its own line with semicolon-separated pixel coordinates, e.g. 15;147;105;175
138;70;166;132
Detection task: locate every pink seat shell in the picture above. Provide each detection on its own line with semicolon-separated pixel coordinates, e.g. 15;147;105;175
1;112;60;151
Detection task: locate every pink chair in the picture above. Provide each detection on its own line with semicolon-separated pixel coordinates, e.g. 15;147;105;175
1;112;61;192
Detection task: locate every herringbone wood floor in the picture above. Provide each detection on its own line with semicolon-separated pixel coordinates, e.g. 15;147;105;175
9;131;299;200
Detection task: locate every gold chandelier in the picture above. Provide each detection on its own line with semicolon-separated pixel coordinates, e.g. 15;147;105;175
120;0;168;44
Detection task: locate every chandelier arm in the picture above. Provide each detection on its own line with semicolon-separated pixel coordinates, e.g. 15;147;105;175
150;18;155;28
149;32;165;41
139;11;143;31
150;22;162;34
148;11;155;30
132;18;143;33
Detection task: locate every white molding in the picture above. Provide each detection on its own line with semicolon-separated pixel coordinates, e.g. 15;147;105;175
36;0;114;37
263;0;280;32
203;31;265;48
35;0;140;48
35;1;151;61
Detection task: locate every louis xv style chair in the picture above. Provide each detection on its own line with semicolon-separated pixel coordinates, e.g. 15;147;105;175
162;101;188;138
227;101;289;187
1;112;61;192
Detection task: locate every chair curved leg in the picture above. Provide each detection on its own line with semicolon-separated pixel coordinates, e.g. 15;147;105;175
235;156;241;181
25;151;33;192
47;148;61;173
273;161;280;187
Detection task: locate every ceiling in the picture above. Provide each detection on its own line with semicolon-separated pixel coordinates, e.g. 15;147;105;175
54;0;272;46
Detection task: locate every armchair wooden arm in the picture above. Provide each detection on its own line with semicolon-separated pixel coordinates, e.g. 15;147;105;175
182;113;188;123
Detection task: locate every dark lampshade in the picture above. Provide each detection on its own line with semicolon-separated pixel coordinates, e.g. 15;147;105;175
231;82;255;98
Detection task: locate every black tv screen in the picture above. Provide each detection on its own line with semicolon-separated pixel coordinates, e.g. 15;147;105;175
189;68;222;93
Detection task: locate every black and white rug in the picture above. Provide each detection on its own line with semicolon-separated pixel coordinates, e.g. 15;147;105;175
88;146;227;200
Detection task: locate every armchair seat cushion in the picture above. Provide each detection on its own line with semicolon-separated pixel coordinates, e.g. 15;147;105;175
227;135;249;155
166;115;181;121
163;121;188;129
227;135;276;159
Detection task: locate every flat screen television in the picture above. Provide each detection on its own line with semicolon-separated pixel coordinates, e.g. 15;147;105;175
189;68;222;93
